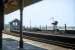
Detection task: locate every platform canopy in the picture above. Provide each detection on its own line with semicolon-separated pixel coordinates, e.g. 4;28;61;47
4;0;42;14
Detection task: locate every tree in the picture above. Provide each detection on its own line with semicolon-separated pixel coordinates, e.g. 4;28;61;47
52;21;58;31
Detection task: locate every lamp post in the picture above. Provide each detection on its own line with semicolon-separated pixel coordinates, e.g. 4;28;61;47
19;0;23;48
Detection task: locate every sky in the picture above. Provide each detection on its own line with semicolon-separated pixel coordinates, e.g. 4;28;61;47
4;0;75;27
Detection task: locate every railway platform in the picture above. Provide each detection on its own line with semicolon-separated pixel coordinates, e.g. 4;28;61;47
2;33;72;50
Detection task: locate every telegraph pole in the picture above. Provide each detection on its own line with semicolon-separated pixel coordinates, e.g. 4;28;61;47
19;0;23;48
30;16;31;31
65;24;67;32
46;24;47;31
0;0;4;49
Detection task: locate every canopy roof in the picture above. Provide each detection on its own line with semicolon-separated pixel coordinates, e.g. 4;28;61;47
4;0;42;14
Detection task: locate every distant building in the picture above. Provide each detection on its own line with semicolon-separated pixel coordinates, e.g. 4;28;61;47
10;19;20;32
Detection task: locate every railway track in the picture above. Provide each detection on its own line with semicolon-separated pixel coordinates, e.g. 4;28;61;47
23;35;75;49
4;32;75;49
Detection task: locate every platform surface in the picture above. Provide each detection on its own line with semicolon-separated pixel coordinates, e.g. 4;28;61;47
2;34;72;50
